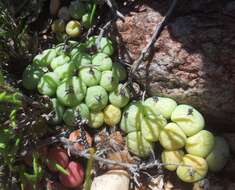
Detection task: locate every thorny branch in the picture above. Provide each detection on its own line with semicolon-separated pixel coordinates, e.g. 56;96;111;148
130;0;178;76
59;137;194;186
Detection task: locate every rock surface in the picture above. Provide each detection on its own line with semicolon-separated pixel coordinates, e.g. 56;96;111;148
116;0;235;131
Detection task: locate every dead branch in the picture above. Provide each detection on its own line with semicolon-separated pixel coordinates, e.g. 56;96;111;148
130;0;178;76
104;0;125;20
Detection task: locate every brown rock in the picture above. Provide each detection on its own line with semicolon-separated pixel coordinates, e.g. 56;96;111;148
116;0;235;131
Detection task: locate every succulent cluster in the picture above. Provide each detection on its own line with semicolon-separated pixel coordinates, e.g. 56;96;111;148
22;36;130;129
121;97;230;183
51;0;96;39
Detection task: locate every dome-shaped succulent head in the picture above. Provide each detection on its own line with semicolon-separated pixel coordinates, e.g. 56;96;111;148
159;122;187;150
92;53;112;71
206;136;230;172
33;49;58;66
103;104;121;126
71;52;91;69
161;150;185;171
120;101;143;133
99;71;118;92
89;111;104;128
85;36;114;56
63;103;90;127
79;67;101;87
66;20;82;38
185;130;215;158
126;131;154;158
54;62;75;80
176;154;208;183
171;104;205;137
144;96;177;119
85;86;108;111
57;77;87;107
22;64;45;90
37;72;60;97
50;54;70;70
109;84;130;108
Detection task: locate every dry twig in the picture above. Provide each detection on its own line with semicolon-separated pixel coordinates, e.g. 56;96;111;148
130;0;178;76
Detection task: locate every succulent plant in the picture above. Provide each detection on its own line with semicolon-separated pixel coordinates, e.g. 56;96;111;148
66;20;82;37
57;77;87;107
63;104;89;127
120;102;142;133
109;84;130;108
48;98;65;125
206;136;230;172
103;104;121;126
141;115;165;142
176;154;208;183
86;36;114;56
63;108;77;126
82;13;91;29
50;54;70;70
54;62;75;80
71;52;91;69
185;130;215;158
33;49;58;66
126;131;154;157
89;111;104;128
37;72;60;97
85;86;108;111
161;150;184;171
22;64;45;90
100;71;118;92
144;96;177;119
79;67;101;87
99;37;114;56
171;105;205;137
112;63;127;82
159;122;187;150
92;53;112;71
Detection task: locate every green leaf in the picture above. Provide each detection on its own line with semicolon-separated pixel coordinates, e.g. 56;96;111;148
83;148;95;190
46;159;69;175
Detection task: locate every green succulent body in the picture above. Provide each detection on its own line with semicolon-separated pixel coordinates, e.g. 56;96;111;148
33;49;58;66
161;150;184;171
50;54;70;70
89;111;104;128
159;122;187;150
92;53;112;71
54;62;75;80
144;97;177;119
206;136;230;172
171;105;205;137
109;84;130;108
100;71;118;92
126;131;154;158
57;77;87;107
85;86;108;111
185;130;215;158
79;67;101;87
37;72;60;97
176;154;208;183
